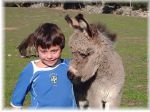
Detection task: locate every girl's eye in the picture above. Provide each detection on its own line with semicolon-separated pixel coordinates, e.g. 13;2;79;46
51;50;57;53
41;50;47;53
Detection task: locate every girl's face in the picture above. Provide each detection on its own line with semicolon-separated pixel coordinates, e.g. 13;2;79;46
37;45;62;67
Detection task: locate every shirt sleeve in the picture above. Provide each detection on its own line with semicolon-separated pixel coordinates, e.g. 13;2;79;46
63;58;71;65
10;62;34;108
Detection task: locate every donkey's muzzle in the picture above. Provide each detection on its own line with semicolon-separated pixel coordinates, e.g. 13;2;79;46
67;70;81;84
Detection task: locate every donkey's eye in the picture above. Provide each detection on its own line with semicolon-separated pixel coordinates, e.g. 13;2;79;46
72;51;76;54
79;52;88;58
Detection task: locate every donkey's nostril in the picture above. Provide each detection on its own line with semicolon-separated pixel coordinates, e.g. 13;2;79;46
67;70;74;80
67;70;81;84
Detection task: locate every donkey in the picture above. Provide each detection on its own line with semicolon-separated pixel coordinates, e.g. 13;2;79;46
17;33;37;58
17;33;36;57
65;14;125;109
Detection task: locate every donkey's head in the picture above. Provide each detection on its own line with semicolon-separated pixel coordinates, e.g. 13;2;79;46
65;14;116;82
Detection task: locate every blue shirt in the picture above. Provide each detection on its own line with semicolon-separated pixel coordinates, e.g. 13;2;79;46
10;59;77;109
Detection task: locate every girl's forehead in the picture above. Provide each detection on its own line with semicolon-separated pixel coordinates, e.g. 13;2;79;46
38;45;61;50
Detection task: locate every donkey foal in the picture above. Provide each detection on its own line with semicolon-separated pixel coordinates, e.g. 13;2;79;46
65;14;125;109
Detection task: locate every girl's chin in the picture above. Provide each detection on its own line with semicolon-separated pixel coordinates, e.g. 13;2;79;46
44;63;55;67
44;61;57;67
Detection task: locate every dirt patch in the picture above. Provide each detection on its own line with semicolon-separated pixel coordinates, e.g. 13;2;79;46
4;27;18;31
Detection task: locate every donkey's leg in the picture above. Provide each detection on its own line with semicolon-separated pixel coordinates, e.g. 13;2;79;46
79;100;89;109
88;94;104;109
21;49;27;58
105;95;121;109
29;46;33;56
29;46;36;56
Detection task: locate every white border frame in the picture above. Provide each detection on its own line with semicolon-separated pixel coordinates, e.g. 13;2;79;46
1;0;150;111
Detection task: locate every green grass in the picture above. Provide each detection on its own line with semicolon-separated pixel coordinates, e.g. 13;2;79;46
4;7;148;109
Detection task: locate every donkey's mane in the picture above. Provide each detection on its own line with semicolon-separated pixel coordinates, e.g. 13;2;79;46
90;23;117;42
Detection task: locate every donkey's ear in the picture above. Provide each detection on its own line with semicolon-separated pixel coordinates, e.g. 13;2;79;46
65;14;80;29
75;13;93;37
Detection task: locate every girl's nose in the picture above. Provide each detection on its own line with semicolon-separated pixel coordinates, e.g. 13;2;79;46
47;53;53;59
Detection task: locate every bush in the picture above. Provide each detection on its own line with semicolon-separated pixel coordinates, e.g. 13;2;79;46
132;2;148;11
63;2;85;9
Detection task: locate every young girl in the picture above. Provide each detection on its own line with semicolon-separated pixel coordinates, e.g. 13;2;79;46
10;23;77;109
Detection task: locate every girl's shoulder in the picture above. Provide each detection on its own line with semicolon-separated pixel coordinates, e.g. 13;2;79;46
61;58;71;65
22;60;42;74
22;61;34;72
30;59;44;73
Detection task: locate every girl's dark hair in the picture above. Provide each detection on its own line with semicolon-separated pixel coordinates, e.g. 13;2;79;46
34;23;65;49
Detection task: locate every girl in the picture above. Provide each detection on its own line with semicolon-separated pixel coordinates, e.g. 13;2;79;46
10;23;77;109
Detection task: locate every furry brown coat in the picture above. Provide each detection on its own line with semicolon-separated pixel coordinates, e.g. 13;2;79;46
65;14;125;109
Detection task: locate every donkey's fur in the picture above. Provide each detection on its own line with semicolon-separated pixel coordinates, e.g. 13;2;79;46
65;14;125;109
17;33;37;58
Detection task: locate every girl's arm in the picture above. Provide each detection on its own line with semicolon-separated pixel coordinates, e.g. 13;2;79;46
10;62;34;109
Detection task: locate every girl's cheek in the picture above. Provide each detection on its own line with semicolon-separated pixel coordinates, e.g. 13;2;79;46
38;53;46;58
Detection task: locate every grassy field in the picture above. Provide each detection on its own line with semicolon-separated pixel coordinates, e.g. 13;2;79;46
4;7;148;109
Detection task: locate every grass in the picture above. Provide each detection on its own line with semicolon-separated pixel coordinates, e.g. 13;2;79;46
4;7;148;109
